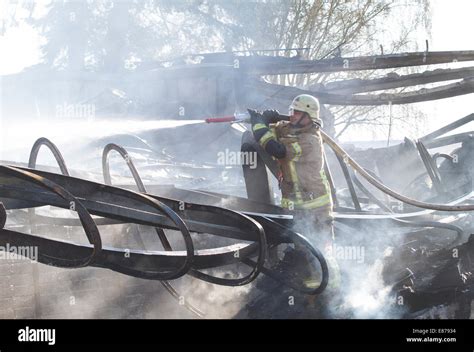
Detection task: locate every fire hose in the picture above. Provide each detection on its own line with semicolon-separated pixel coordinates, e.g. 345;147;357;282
321;130;474;212
206;112;474;212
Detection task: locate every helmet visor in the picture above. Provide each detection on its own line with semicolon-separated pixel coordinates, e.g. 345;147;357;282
289;107;305;116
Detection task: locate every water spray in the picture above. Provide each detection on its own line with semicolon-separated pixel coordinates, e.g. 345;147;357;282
205;112;474;212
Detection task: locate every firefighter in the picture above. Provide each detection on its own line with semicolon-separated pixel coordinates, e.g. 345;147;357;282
249;94;340;293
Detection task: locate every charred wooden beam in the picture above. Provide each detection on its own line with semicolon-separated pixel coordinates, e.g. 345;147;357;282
420;113;474;142
238;50;474;75
246;77;474;106
324;67;474;94
424;132;474;149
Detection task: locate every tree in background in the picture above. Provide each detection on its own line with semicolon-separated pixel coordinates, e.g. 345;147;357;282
10;0;431;139
137;0;432;140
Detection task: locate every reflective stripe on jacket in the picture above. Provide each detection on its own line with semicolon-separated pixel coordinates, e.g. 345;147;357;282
273;121;332;211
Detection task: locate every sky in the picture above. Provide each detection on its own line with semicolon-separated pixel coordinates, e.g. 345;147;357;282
342;0;474;142
414;0;474;139
1;0;474;142
0;0;45;75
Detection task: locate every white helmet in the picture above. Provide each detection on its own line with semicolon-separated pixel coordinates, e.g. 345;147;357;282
289;94;322;125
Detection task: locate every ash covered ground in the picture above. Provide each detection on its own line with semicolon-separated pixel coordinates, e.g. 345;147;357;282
1;118;473;319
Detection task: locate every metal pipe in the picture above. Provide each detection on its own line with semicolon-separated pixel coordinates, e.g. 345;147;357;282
415;140;445;196
101;143;204;317
0;165;102;267
28;137;70;175
320;130;474;211
335;152;361;211
0;202;5;229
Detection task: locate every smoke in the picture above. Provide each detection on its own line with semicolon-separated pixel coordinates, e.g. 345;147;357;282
2;110;468;320
0;93;253;318
0;115;202;163
2;204;255;319
342;257;396;319
301;217;409;319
